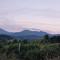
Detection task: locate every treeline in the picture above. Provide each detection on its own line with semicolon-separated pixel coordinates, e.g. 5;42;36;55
0;35;60;60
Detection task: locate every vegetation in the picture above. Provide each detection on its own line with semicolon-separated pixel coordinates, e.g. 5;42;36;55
0;35;60;60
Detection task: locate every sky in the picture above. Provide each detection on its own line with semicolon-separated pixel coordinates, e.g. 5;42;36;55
0;0;60;33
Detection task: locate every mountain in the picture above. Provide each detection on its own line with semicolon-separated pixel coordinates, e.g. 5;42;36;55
13;30;47;36
0;28;10;35
0;28;48;40
13;30;48;39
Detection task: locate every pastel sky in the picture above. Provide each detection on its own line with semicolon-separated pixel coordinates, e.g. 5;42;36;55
0;0;60;33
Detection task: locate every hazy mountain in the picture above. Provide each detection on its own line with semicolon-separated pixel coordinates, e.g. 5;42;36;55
0;28;48;40
13;30;47;36
13;30;48;39
0;28;9;35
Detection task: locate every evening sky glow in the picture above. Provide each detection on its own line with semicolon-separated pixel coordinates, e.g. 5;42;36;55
0;0;60;33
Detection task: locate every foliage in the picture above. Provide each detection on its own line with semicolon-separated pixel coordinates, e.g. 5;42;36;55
0;35;60;60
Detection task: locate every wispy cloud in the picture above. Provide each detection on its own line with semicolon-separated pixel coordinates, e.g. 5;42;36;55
0;0;60;33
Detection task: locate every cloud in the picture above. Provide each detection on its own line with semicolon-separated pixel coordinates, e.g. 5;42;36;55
0;2;60;33
0;13;60;33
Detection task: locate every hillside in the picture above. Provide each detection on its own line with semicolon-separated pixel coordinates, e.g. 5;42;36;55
0;28;48;40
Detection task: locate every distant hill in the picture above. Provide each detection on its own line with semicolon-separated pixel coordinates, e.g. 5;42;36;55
12;30;48;39
0;34;13;40
0;28;48;40
13;30;47;36
0;28;9;35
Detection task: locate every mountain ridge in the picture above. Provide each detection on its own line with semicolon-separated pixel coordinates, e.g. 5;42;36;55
0;28;48;39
